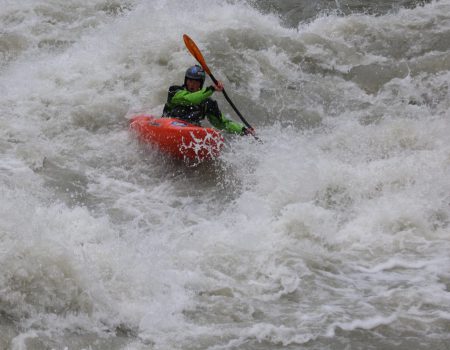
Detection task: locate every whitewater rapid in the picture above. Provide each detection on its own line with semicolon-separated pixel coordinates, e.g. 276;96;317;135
1;0;450;349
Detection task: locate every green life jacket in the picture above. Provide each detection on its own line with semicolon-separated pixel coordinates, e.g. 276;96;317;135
163;85;214;124
163;85;245;134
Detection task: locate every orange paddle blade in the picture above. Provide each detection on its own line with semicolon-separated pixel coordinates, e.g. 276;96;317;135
183;34;211;75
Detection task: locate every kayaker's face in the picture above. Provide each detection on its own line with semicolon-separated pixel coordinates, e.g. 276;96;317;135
186;79;202;92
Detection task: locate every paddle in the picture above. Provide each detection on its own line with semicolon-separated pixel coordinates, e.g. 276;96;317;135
183;34;256;135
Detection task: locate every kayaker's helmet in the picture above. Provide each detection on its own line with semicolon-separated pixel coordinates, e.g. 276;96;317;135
185;65;206;88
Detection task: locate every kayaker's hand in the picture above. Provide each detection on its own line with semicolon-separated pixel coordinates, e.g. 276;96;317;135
242;127;256;136
213;81;224;92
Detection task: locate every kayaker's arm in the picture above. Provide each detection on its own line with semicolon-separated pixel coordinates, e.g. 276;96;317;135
207;113;245;135
171;86;214;105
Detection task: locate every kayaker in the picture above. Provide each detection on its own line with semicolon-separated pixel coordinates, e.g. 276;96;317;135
163;65;255;136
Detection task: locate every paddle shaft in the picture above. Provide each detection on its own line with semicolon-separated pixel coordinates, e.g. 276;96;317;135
183;34;255;132
208;72;253;130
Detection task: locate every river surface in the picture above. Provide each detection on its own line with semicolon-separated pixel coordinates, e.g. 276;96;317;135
1;0;450;349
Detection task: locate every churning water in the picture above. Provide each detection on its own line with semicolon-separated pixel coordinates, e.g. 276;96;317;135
1;0;450;349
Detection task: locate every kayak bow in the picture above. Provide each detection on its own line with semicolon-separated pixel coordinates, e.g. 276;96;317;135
129;114;224;161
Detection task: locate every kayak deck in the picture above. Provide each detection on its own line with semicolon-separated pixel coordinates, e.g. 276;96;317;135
129;114;224;161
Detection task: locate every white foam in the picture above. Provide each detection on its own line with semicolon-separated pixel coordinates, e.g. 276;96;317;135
1;0;450;348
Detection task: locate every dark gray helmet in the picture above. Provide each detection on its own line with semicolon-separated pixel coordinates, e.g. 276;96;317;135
185;65;205;86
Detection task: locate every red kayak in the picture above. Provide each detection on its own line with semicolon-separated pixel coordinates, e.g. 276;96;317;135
129;114;224;161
